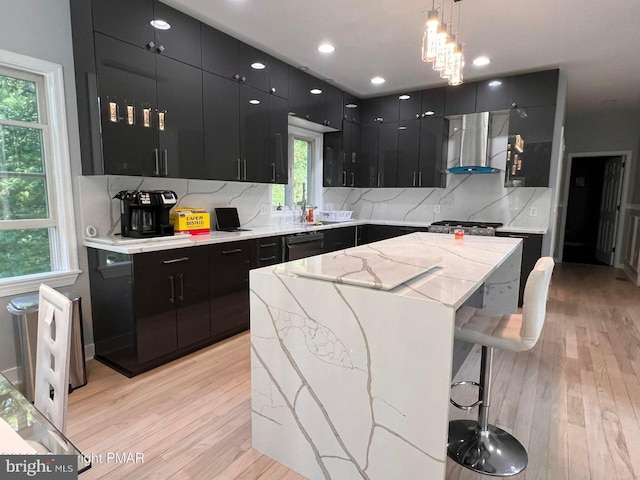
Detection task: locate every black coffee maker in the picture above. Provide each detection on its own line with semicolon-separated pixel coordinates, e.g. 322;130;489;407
114;190;178;238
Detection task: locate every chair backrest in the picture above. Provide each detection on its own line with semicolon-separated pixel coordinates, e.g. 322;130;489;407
520;257;555;349
34;284;73;433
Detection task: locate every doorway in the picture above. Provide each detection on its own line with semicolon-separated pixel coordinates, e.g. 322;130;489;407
562;155;625;265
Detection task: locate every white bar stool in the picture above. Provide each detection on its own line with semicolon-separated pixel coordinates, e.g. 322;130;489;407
448;257;555;476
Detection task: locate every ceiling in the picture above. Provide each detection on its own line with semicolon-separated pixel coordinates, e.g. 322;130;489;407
163;0;640;116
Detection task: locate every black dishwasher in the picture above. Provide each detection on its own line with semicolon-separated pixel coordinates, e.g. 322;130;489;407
285;232;324;260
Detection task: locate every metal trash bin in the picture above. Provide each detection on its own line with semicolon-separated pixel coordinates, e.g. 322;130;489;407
7;288;87;402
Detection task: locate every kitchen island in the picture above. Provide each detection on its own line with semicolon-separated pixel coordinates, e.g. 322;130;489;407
250;232;522;480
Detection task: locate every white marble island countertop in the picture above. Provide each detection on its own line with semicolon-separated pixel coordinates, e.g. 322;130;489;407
276;232;522;309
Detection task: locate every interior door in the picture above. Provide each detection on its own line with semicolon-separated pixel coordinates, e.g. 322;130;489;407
595;156;625;265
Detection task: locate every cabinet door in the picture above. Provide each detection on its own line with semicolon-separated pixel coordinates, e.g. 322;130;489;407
174;247;210;349
269;56;289;99
240;86;270;182
399;92;422;121
324;84;343;128
307;76;327;124
396;119;420;187
270;94;289;184
378;122;399;187
323;226;356;252
152;1;202;68
496;232;542;306
475;77;513;112
421;87;445;117
379;95;400;123
254;236;283;267
203;72;240;180
288;66;310;119
444;83;477;116
133;252;178;364
201;24;239;79
511;69;559;108
209;241;252;338
343;92;361;124
323;131;344;187
239;42;269;92
344;121;360;187
419;117;448;187
156;56;204;179
92;0;154;50
505;105;555;187
359;124;379;187
94;34;159;176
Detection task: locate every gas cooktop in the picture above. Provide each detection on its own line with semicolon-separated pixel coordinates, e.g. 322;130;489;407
428;220;503;236
430;220;503;228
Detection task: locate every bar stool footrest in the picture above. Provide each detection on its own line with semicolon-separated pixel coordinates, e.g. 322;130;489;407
450;380;482;410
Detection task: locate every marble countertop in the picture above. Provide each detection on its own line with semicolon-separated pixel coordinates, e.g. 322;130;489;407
83;219;540;254
274;232;522;309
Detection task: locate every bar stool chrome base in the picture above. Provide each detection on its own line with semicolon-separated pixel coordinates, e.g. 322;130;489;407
447;419;528;477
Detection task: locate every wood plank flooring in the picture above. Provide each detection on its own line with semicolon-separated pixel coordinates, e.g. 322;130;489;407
67;263;640;479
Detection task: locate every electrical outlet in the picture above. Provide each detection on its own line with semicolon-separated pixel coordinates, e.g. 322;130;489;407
380;204;387;212
434;205;441;214
529;206;537;217
260;204;270;215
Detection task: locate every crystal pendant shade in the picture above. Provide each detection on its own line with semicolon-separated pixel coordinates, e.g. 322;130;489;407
420;1;464;85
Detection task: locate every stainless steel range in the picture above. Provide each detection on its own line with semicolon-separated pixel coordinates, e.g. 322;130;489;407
428;220;503;236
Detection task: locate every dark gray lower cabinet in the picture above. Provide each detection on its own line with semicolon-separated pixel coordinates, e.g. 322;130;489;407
209;240;252;339
322;226;356;253
496;232;543;306
364;224;429;243
87;246;210;377
253;236;284;268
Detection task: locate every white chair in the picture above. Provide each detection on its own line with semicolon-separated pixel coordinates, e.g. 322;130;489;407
34;284;73;434
448;257;555;476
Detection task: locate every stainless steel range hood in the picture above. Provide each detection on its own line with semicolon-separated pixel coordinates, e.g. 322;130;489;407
447;111;500;174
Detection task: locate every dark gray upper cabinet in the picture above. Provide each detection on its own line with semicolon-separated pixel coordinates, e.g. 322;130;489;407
268;56;289;99
92;0;202;68
396;119;421;186
362;95;399;125
444;83;477;116
377;122;399;187
288;67;342;127
201;24;239;78
421;87;445;117
238;42;269;92
323;121;360;187
156;55;204;178
475;77;513;112
324;84;344;128
359;124;379;187
94;33;159;177
343;92;361;124
505;105;555;187
510;69;559;108
269;94;289;184
418;117;448;188
398;92;422;121
239;86;271;182
202;72;240;181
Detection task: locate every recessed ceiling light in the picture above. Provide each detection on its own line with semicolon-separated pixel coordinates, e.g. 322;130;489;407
251;62;266;70
371;76;385;85
424;110;435;116
150;19;171;30
399;94;411;100
317;43;335;54
473;56;491;66
249;99;261;105
345;103;358;109
310;88;323;95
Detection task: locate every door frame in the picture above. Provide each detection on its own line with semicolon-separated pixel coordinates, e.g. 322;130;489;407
557;150;632;266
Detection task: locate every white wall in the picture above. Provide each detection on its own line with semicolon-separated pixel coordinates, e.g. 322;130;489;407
0;0;90;372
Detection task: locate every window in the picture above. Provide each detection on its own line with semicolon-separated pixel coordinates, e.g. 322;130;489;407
0;49;79;296
272;126;323;209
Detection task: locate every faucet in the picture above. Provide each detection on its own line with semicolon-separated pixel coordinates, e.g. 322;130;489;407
300;183;307;224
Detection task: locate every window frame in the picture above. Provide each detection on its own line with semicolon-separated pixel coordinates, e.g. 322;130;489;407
0;48;80;296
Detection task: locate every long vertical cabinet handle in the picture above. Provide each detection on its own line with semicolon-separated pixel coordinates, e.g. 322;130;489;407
243;159;247;180
236;158;241;180
163;149;168;176
419;171;423;187
271;163;276;182
377;172;381;187
350;172;355;187
412;171;417;187
154;148;160;176
276;133;284;180
178;273;184;301
342;171;347;186
168;275;175;304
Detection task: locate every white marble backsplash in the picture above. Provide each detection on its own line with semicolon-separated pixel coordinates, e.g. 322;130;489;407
323;173;551;231
77;175;272;237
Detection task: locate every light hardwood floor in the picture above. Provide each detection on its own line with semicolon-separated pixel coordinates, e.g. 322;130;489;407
67;263;640;479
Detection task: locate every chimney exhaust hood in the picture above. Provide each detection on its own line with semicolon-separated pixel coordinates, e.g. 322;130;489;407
447;111;500;174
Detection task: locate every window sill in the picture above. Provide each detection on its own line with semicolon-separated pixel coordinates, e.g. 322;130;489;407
0;270;82;298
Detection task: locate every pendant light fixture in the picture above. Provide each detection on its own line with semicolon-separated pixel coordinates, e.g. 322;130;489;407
421;0;464;85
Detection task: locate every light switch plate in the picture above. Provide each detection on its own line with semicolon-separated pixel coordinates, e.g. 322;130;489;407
529;207;537;217
434;205;441;214
380;204;387;212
